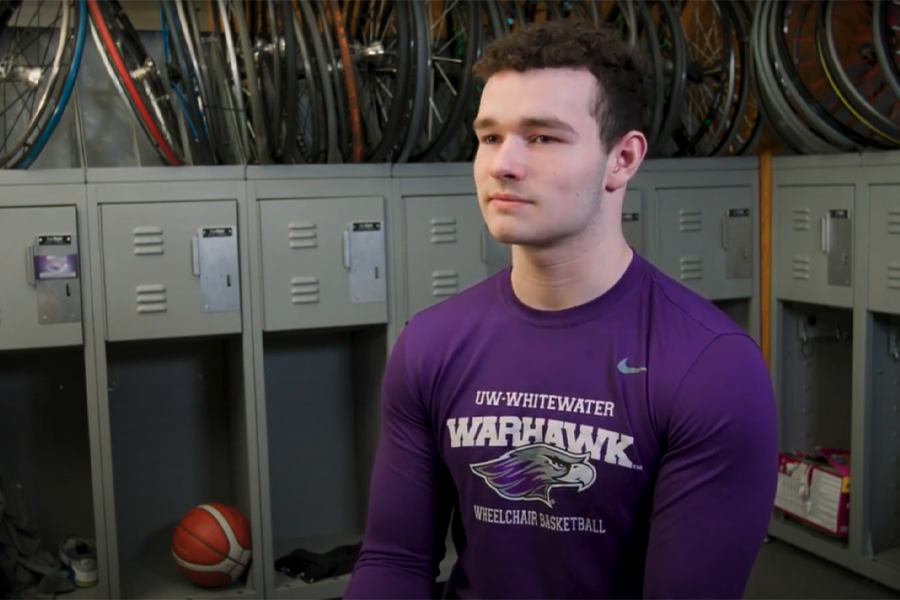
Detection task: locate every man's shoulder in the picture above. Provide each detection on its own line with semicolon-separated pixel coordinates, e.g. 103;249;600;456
400;270;506;350
644;262;748;339
638;260;762;390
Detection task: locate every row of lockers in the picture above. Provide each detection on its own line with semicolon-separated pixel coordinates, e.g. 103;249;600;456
766;152;900;594
0;159;761;600
0;160;761;353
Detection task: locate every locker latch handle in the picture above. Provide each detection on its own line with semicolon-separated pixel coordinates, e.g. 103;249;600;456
721;214;728;250
820;215;830;254
342;231;351;269
191;237;201;276
25;246;35;286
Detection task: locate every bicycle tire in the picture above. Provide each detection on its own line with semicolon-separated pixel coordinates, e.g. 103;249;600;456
647;0;687;157
413;0;482;162
673;0;734;157
15;0;85;169
395;0;429;163
161;0;213;164
298;0;340;162
329;0;362;162
729;0;764;156
280;0;299;164
288;0;323;163
362;0;413;164
230;0;270;163
710;0;752;156
773;0;874;151
87;0;183;165
1;0;72;168
817;0;900;146
874;0;900;106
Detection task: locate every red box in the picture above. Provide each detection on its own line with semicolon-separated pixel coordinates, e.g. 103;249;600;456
774;447;850;538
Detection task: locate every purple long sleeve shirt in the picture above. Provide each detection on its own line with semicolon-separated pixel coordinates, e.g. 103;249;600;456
344;251;778;599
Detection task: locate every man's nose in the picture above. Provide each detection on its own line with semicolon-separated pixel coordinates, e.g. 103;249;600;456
490;139;526;181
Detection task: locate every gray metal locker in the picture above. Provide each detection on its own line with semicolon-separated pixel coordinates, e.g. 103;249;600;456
0;206;83;351
622;189;643;255
258;196;388;332
867;185;900;315
404;194;489;318
656;186;754;301
774;185;854;308
246;165;396;600
86;167;263;600
0;170;111;600
99;200;242;341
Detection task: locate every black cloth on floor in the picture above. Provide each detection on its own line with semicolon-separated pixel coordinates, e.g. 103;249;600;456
274;542;361;583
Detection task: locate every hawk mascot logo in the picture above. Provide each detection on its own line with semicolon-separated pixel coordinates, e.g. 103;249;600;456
470;443;597;507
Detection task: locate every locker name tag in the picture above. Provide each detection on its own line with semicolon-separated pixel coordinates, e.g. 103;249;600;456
345;221;386;304
37;234;72;245
728;208;750;218
201;227;233;237
34;254;78;279
829;209;849;219
622;213;639;222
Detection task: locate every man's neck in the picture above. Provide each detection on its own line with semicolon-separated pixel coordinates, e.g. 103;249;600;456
508;229;633;312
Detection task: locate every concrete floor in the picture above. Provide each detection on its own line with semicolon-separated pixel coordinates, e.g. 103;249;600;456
745;538;899;599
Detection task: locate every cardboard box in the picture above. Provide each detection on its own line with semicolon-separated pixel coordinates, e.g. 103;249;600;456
774;447;850;537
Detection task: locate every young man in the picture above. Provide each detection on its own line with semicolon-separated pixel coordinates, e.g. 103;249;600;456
344;19;778;600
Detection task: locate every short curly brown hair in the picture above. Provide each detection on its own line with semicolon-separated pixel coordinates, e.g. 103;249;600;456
472;19;652;152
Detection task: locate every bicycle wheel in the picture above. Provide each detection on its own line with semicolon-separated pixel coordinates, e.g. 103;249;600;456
11;0;86;169
0;0;73;168
874;0;900;105
87;0;184;165
817;0;900;147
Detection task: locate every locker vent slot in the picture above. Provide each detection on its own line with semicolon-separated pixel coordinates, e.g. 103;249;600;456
133;226;163;255
430;217;458;243
792;256;812;280
289;221;317;249
888;263;900;290
792;208;811;231
135;284;167;313
678;256;702;281
887;209;900;235
432;269;459;297
678;209;701;233
290;276;320;304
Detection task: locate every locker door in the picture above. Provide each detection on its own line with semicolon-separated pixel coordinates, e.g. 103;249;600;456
775;185;854;308
101;200;242;342
405;195;488;317
656;186;753;300
868;185;900;316
259;196;388;332
0;206;83;351
622;189;643;255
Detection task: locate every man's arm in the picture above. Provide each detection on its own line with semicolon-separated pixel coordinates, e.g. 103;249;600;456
343;326;454;599
643;333;778;599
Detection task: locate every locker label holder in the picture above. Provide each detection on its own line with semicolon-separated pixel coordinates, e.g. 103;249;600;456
825;209;852;287
723;208;752;280
345;221;386;304
27;233;82;325
193;226;240;313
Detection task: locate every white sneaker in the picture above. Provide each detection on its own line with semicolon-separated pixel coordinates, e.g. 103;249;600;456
59;537;98;587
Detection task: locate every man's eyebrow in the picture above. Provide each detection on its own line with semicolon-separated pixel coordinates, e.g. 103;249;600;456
473;116;576;134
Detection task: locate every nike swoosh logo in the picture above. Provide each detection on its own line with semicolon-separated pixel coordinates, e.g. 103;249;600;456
617;358;647;374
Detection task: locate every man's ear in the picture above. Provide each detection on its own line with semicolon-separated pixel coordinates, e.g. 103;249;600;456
605;130;647;192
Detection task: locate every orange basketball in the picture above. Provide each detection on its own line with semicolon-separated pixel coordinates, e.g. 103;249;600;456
171;503;252;588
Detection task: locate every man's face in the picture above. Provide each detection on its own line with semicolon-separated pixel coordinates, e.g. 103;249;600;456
472;68;609;248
